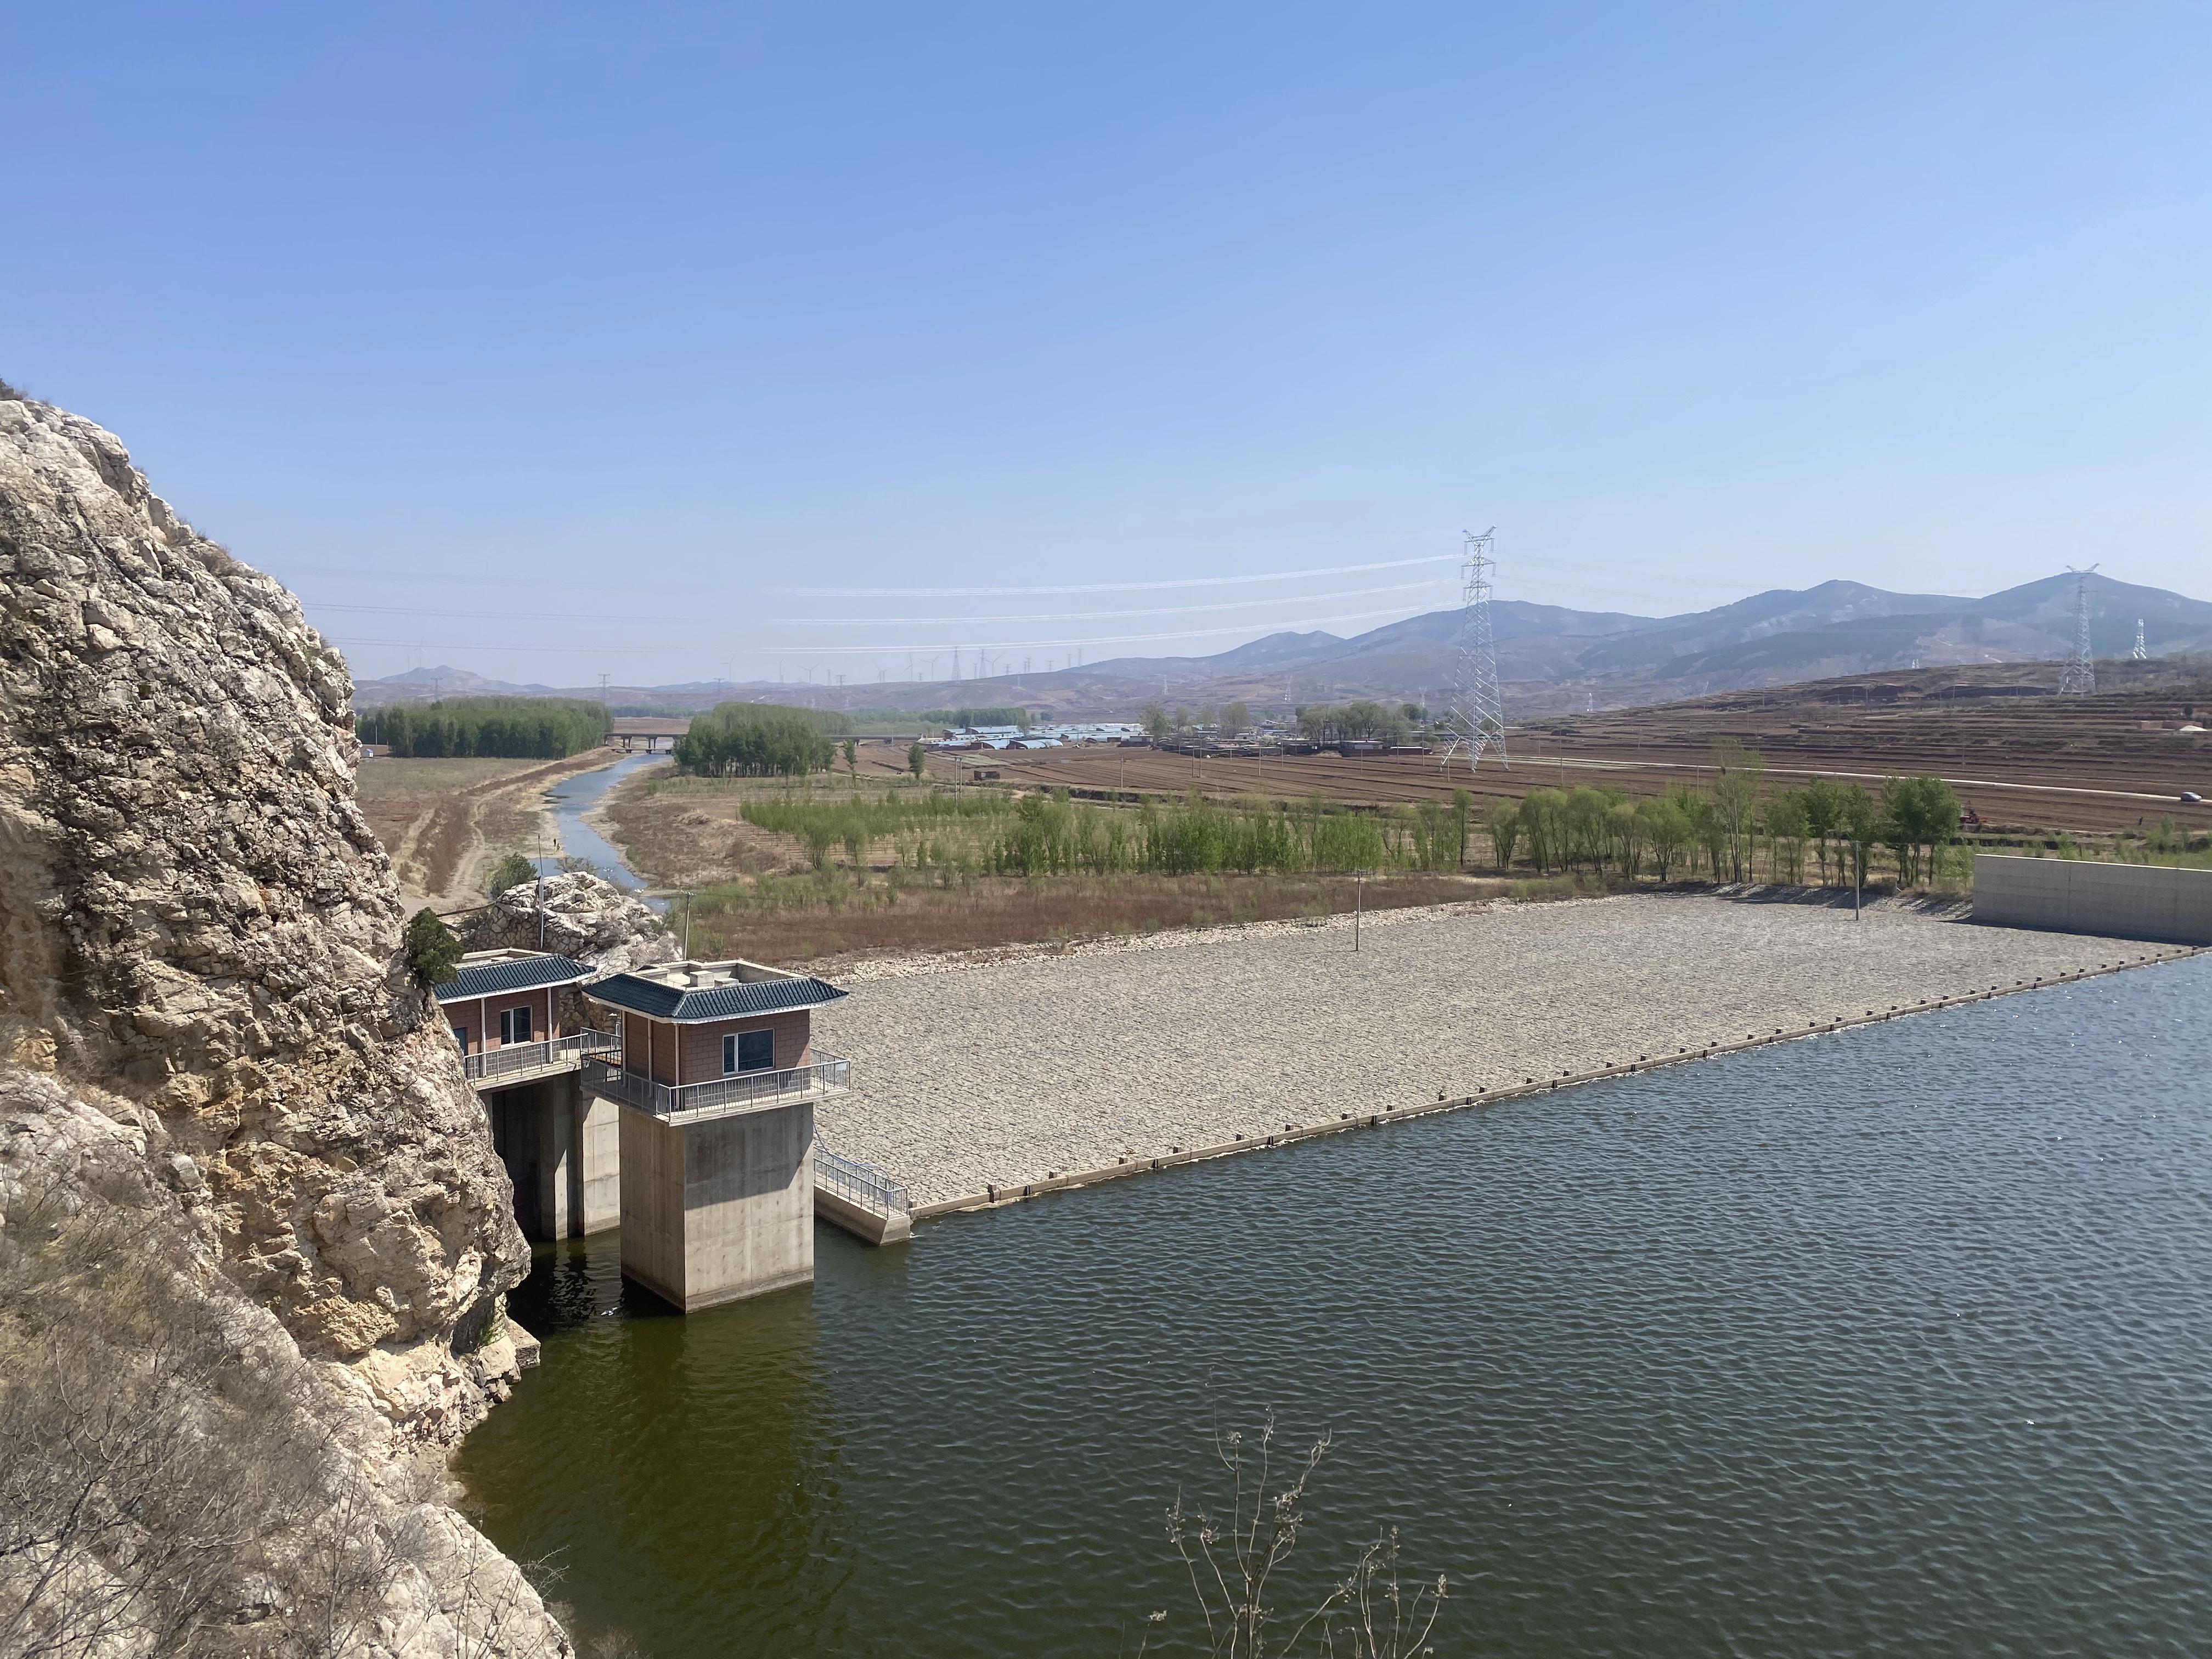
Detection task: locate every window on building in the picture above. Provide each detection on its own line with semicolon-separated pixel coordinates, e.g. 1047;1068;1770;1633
499;1006;533;1046
723;1028;774;1074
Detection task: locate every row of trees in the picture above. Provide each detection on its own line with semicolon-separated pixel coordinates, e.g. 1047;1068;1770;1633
1294;701;1418;744
743;785;1472;879
1488;765;1963;888
1141;701;1254;741
725;742;1967;891
357;697;610;758
675;702;848;777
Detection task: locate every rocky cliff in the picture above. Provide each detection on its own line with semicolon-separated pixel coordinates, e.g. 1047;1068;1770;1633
0;395;568;1656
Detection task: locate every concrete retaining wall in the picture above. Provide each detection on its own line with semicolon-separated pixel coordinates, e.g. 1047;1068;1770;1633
1973;854;2212;945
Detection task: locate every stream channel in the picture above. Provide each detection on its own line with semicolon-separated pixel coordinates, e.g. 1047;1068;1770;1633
530;751;665;898
456;955;2212;1658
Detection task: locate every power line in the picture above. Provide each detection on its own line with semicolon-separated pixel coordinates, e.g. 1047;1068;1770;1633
302;579;1453;629
777;555;1455;598
323;601;1442;659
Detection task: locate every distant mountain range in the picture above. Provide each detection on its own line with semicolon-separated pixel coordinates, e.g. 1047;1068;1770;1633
349;572;2212;719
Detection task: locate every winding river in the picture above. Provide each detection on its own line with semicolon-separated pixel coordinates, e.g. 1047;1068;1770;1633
531;751;665;894
456;955;2212;1657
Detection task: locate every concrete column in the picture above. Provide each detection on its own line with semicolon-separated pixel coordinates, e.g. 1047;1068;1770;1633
488;1075;614;1241
618;1101;815;1311
575;1085;622;1235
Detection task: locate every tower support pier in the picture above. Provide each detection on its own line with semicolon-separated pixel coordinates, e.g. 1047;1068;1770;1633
616;1099;816;1311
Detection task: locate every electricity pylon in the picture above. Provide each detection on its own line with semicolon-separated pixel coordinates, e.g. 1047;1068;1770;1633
1439;529;1508;771
2058;565;2098;696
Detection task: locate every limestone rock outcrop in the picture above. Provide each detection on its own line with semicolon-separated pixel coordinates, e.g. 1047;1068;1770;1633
0;393;566;1654
461;871;678;973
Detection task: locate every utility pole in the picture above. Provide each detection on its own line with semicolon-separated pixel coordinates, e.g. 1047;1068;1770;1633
1352;869;1370;951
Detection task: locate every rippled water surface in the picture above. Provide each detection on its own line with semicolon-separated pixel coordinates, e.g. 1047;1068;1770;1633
456;957;2212;1657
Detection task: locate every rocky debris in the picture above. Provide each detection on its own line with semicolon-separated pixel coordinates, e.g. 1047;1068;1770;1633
0;394;564;1654
461;871;677;973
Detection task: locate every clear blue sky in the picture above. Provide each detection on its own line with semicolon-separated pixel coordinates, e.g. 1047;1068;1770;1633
7;3;2207;687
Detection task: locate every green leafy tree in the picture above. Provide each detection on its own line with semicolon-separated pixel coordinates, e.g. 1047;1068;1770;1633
676;702;839;777
1839;784;1883;890
1296;701;1412;745
907;741;927;779
358;696;611;759
842;738;859;783
1761;788;1808;884
1802;778;1847;885
1608;799;1646;877
1710;740;1765;882
403;907;464;990
1142;702;1172;742
486;852;536;899
1520;788;1568;872
1881;774;1961;887
1452;788;1473;869
1638;794;1691;880
1485;799;1522;870
1668;784;1723;879
1221;701;1251;737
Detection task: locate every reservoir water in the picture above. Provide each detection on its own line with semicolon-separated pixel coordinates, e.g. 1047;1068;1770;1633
456;956;2212;1657
532;751;665;896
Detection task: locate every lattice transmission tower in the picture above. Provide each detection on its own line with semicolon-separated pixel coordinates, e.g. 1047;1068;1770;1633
2058;564;2098;696
2132;618;2148;661
1440;528;1508;771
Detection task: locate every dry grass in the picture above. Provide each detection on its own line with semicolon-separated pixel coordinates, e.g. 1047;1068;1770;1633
599;771;810;888
354;752;612;902
681;871;1517;970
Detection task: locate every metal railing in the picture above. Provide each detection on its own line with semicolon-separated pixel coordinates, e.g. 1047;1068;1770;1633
463;1029;619;1083
815;1143;911;1220
581;1051;851;1118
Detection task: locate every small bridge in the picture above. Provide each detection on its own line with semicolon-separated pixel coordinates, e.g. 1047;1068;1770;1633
609;717;691;753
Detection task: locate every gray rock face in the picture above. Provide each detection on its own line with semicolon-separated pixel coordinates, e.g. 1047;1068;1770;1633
0;396;565;1653
0;395;526;1368
462;871;678;974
